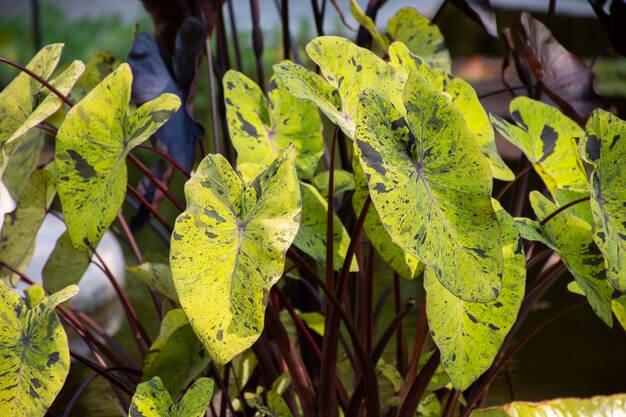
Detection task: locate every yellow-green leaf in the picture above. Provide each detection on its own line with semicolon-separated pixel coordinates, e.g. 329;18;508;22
127;263;179;304
274;36;405;138
389;42;513;180
0;283;78;417
386;8;451;72
69;52;121;102
142;309;210;397
426;200;525;390
170;146;301;364
580;109;626;293
312;169;355;198
224;71;323;180
2;130;44;200
513;217;558;251
530;191;613;326
293;182;357;272
42;230;91;295
129;376;214;417
0;169;56;286
56;63;180;251
612;294;626;332
355;73;502;302
471;394;626;417
349;0;389;51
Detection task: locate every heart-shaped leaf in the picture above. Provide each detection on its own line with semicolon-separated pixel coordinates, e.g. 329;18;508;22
0;283;78;417
170;146;301;364
224;70;323;180
56;63;180;251
530;191;613;326
142;309;210;396
129;376;214;417
274;36;405;138
579;109;626;292
426;199;525;390
389;42;513;180
355;72;502;302
0;168;56;286
127;263;179;304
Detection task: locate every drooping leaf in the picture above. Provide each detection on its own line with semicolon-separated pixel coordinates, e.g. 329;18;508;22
450;0;497;37
386;8;451;72
293;182;357;272
350;0;389;51
127;263;179;304
580;109;626;293
69;52;121;102
0;169;56;286
2;130;44;201
355;73;502;302
55;63;180;251
312;169;355;198
129;376;214;417
274;36;405;138
426;199;525;390
352;160;424;280
0;283;78;417
471;393;626;417
224;71;323;181
42;230;91;295
142;309;211;396
389;42;513;180
170;146;301;364
520;12;615;124
530;191;613;326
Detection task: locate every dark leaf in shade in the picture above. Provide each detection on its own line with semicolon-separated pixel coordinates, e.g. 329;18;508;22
450;0;497;37
520;12;616;124
501;27;534;95
588;0;626;56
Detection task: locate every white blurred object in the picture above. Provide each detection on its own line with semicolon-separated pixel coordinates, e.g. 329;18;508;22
0;180;126;346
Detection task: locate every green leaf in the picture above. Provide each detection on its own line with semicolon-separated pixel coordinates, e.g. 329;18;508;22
352;160;424;280
612;294;626;332
513;217;558;251
349;0;389;51
471;394;626;417
425;199;525;390
0;169;56;286
69;52;121;102
293;182;357;272
24;284;46;308
355;72;502;302
129;376;214;417
142;309;211;396
0;283;78;417
491;97;588;195
224;71;323;180
127;263;179;304
418;393;441;417
170;146;301;364
580;109;626;292
376;359;403;392
386;8;451;73
312;169;355;198
530;191;613;326
388;42;514;181
2;130;44;200
295;310;325;336
267;391;294;417
274;36;405;138
42;230;91;295
56;63;180;251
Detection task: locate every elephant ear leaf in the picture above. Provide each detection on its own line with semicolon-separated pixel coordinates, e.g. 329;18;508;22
274;36;404;138
579;109;626;293
388;42;513;181
0;283;78;417
355;72;502;302
129;376;214;417
349;0;389;51
170;146;301;364
224;70;323;180
56;63;180;251
426;199;525;390
386;8;451;73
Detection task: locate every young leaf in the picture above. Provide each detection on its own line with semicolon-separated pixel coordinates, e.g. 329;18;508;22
426;199;525;390
386;8;451;72
389;42;513;181
142;309;211;396
129;376;214;417
0;169;56;286
355;73;502;302
56;63;180;251
293;182;357;272
170;146;301;364
580;110;626;293
274;36;405;138
0;283;78;417
126;263;179;304
530;191;613;326
224;71;323;180
491;97;588;196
